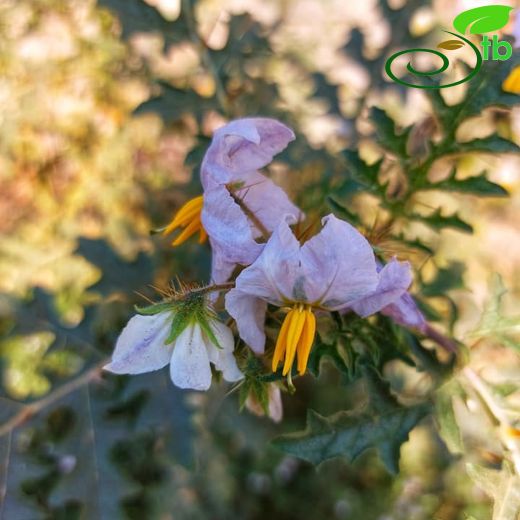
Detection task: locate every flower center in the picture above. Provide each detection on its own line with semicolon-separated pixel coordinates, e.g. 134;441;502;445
163;195;207;246
272;303;316;376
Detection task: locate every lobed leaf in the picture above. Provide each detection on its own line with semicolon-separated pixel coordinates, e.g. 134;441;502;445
273;367;429;473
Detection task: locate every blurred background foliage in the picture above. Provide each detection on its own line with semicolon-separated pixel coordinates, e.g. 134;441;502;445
0;0;519;518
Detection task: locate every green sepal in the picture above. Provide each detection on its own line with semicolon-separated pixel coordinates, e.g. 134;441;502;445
135;301;176;316
198;314;221;350
166;311;191;345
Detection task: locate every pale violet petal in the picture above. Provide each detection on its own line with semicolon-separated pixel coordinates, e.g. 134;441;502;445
202;184;263;267
169;324;212;391
209;241;238;286
225;289;268;354
301;214;379;308
201;118;295;187
233;215;300;304
235;170;303;237
382;293;427;331
349;259;412;317
104;313;173;375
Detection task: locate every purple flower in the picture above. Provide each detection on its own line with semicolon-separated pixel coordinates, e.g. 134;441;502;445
201;118;303;283
347;261;427;331
163;118;303;284
225;214;412;376
381;293;427;332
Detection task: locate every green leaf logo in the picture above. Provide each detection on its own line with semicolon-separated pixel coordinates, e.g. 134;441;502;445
453;5;513;35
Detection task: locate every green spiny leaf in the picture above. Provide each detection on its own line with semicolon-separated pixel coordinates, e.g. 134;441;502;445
453;136;520;155
273;367;429;473
411;210;473;233
370;107;412;158
423;169;508;197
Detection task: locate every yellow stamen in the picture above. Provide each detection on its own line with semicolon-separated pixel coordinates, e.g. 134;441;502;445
503;66;520;95
283;308;306;375
163;195;207;246
272;310;293;371
297;309;316;375
273;305;317;377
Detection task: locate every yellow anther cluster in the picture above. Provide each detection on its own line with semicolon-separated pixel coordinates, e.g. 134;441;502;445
163;195;207;246
272;304;316;376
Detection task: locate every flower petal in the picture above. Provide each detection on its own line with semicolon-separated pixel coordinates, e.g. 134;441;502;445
104;313;173;374
202;184;263;267
233;215;301;304
300;214;379;307
225;289;268;353
169;323;212;391
235;170;303;238
382;292;427;331
209;241;239;285
201;118;295;187
349;259;412;317
205;320;244;382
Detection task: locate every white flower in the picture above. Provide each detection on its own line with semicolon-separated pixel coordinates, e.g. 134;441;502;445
104;312;243;391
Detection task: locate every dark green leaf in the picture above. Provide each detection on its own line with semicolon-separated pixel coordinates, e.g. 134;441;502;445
411;210;473;233
134;83;217;124
452;136;520;155
273;367;429;473
342;149;383;188
98;0;191;50
422;262;466;298
370;107;412;158
423;169;508;197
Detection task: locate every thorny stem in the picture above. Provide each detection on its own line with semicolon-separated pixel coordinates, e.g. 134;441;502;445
0;359;109;438
463;366;520;476
173;281;235;300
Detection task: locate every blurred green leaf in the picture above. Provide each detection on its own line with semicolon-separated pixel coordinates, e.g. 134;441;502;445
467;463;520;520
370;107;412;158
411;210;473;233
422;262;465;298
76;238;154;297
428;55;520;135
98;0;191;50
422;169;508;197
468;274;520;351
435;380;464;454
451;136;520;155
